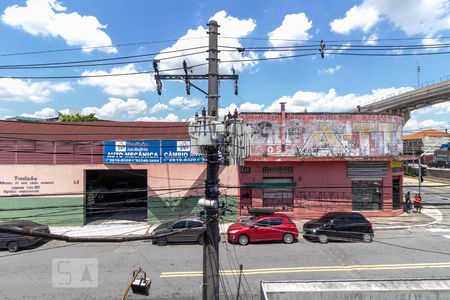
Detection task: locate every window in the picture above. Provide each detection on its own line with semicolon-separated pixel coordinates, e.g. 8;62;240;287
171;220;187;229
333;216;346;225
269;219;283;226
255;219;271;227
347;215;366;225
352;181;382;210
262;167;293;174
187;220;203;228
262;177;294;209
240;166;251;173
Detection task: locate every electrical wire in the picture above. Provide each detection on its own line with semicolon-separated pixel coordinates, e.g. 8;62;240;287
0;46;208;68
0;37;208;57
0;50;208;70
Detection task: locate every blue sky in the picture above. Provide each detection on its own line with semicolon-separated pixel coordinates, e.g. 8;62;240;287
0;0;449;132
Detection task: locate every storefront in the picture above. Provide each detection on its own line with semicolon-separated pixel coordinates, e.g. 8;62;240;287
0;121;238;226
238;111;406;218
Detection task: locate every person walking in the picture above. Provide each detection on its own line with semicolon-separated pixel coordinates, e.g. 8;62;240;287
414;193;422;214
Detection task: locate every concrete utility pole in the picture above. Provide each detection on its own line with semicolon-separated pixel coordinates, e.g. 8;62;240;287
203;20;220;300
155;20;241;300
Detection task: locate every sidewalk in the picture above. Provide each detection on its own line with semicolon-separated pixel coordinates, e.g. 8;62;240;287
50;206;441;237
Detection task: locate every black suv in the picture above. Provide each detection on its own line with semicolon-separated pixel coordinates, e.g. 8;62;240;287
303;212;374;244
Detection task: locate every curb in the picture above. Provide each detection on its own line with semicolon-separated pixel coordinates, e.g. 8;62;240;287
372;206;442;231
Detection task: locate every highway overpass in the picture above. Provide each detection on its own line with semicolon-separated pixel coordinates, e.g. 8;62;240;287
352;79;450;124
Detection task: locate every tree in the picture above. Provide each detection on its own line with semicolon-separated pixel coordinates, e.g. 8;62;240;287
58;112;98;122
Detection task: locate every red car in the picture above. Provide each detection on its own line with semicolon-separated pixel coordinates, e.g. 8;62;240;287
227;213;298;245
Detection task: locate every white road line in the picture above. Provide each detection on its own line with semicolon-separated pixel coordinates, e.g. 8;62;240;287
428;228;450;233
443;235;450;239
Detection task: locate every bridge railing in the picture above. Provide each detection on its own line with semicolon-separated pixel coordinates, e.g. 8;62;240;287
360;73;450;109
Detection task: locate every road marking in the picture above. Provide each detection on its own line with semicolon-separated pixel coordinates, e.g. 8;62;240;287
428;228;450;232
443;235;450;239
160;262;450;278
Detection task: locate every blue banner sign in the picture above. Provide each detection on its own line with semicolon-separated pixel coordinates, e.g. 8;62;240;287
104;140;161;164
162;140;206;163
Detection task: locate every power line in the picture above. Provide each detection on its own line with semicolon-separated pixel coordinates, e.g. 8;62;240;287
0;37;208;57
0;51;207;70
0;46;207;67
0;62;208;80
220;35;450;43
0;49;208;70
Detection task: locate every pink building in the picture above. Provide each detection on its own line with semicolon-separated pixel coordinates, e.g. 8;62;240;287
238;109;407;219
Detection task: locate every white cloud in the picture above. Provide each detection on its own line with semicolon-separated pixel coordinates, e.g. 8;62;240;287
168;97;202;109
149;102;169;114
81;97;148;120
264;86;414;113
1;0;116;53
330;4;380;34
136;113;180;122
404;116;449;131
239;102;264;112
0;78;71;103
415;102;450;115
264;13;313;58
155;10;258;75
319;65;342;75
421;35;445;52
218;101;264;119
330;0;450;36
363;33;378;45
20;107;57;119
79;64;154;97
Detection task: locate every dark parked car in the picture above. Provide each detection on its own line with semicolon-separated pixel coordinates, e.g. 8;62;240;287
227;213;299;245
0;220;50;252
303;212;374;244
152;217;204;246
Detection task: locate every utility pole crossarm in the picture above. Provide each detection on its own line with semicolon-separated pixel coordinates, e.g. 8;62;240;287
155;74;238;80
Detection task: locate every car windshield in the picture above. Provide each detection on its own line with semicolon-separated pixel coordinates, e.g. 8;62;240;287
238;216;258;226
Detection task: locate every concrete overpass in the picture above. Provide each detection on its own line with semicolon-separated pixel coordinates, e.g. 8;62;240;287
352;79;450;124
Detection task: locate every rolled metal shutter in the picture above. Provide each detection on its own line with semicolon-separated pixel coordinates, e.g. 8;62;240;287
347;162;387;180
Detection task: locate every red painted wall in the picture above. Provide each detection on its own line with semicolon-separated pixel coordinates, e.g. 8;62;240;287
239;161;403;219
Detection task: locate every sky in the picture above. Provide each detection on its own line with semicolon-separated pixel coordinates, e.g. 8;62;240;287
0;0;449;133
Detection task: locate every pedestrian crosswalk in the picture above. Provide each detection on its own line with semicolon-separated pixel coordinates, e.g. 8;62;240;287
428;228;450;239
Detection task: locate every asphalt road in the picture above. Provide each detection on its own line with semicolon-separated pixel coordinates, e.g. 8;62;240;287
0;183;449;299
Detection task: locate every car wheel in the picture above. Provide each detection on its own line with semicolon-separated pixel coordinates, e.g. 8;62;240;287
237;235;250;246
318;234;328;244
362;233;373;243
283;233;294;244
198;234;205;245
156;237;167;246
7;241;19;252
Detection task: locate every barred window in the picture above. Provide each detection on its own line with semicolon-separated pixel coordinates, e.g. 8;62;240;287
240;166;251;173
262;167;293;174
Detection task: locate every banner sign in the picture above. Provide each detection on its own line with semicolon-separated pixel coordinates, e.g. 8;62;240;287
104;140;161;164
162;140;206;163
104;140;206;164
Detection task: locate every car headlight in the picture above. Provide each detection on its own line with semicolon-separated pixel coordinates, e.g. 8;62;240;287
228;230;239;234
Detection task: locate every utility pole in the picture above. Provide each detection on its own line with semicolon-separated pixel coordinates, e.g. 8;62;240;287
204;20;220;300
155;20;245;300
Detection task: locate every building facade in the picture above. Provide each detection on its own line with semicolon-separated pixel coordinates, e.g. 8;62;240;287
403;130;450;157
238;111;406;218
0;121;238;226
